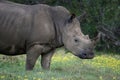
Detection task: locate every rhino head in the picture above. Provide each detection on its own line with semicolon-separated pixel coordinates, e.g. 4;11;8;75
62;14;100;59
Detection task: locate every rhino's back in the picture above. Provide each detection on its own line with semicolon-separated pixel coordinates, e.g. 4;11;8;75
0;2;33;55
0;2;32;44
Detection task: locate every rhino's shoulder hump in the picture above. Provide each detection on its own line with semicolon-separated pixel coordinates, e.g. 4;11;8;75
54;6;69;13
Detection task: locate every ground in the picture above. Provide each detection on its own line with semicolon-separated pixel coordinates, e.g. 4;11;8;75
0;49;120;80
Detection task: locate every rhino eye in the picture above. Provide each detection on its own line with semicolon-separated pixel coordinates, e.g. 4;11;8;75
74;39;79;43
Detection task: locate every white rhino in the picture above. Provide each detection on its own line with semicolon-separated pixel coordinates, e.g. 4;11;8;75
0;1;99;70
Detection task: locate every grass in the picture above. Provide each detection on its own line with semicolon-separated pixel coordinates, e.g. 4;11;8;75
0;49;120;80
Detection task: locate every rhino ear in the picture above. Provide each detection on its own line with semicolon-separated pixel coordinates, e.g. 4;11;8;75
68;13;76;23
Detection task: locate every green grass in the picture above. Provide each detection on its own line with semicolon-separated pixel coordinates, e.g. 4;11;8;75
0;49;120;80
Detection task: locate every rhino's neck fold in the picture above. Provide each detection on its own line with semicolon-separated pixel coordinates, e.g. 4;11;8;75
50;6;70;48
53;21;63;47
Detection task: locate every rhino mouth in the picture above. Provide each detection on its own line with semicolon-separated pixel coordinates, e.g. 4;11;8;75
75;52;94;59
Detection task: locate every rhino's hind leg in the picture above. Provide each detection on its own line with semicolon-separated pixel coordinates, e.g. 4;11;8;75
26;45;43;70
41;51;54;70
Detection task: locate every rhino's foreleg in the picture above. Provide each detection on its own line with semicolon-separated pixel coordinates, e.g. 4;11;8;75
41;51;54;70
26;45;43;70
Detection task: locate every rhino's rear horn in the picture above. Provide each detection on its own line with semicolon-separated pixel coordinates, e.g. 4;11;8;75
68;13;76;23
92;32;101;45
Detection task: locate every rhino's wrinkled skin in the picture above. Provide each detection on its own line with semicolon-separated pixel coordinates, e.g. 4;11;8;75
0;1;98;70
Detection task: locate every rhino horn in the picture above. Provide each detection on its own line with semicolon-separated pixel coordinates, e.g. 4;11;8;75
92;32;101;45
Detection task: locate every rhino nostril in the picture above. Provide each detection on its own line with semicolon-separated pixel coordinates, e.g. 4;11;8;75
82;53;87;56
